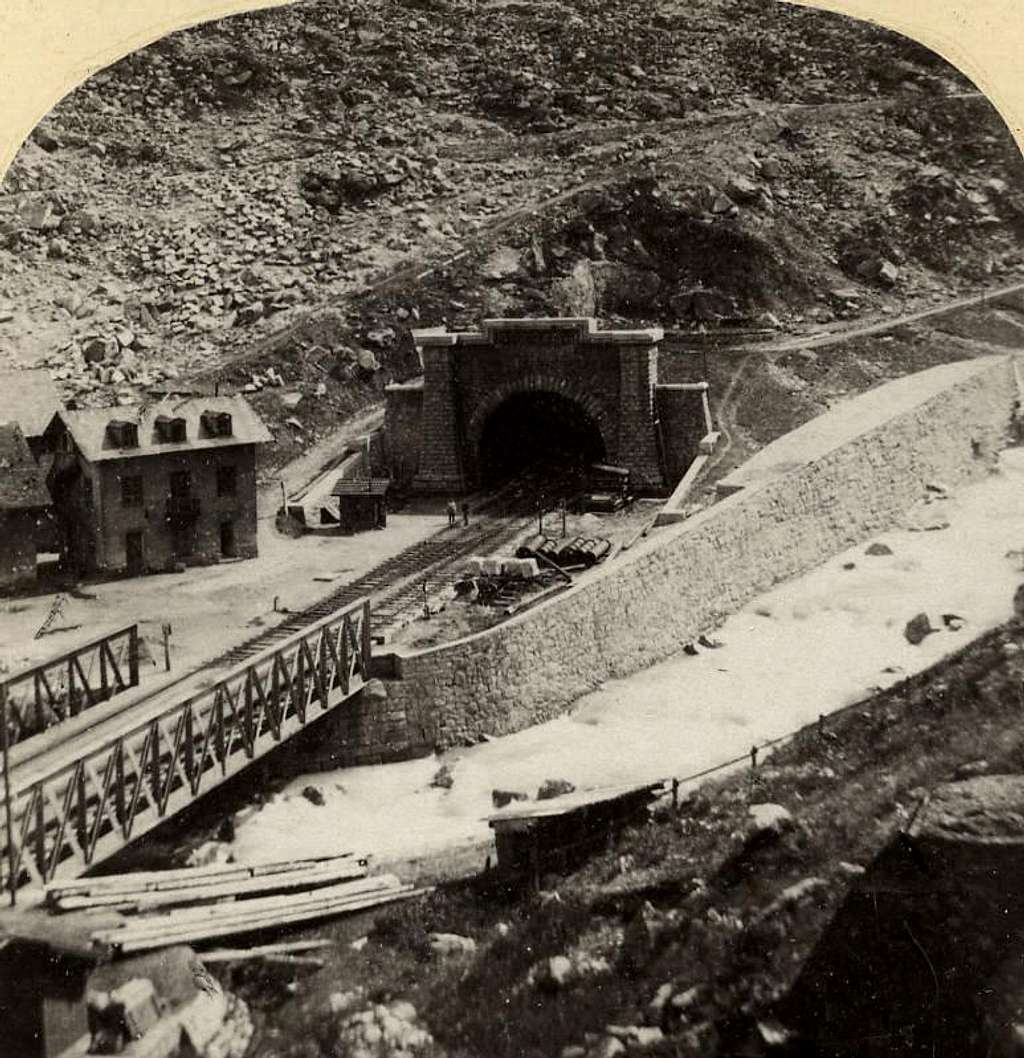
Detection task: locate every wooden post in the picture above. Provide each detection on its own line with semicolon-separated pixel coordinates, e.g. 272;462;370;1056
162;624;172;673
361;601;372;677
99;641;109;699
280;481;287;511
128;626;140;687
1;683;16;906
672;778;680;814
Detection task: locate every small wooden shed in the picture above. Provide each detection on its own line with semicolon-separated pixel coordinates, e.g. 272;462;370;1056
330;478;390;534
488;781;666;888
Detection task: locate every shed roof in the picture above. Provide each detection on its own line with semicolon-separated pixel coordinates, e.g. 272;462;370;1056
331;477;391;497
53;395;272;463
0;369;62;439
487;781;665;830
0;422;51;509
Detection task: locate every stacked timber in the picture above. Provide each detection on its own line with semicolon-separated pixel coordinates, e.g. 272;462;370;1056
44;855;425;954
46;854;369;913
93;874;422;954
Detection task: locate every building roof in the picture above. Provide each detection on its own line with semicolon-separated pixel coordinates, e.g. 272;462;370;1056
0;369;62;439
53;395;273;463
331;477;391;498
0;422;51;509
487;781;665;831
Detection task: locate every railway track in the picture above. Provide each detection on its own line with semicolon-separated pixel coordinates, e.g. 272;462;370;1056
216;471;562;665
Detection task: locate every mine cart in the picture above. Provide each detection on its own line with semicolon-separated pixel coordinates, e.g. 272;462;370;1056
583;463;631;512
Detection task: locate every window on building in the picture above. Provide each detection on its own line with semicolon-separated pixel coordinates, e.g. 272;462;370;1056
121;475;144;508
169;470;191;496
216;464;237;497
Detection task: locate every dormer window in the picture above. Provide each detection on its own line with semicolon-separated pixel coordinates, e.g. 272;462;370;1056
155;416;187;443
106;420;139;448
201;411;233;438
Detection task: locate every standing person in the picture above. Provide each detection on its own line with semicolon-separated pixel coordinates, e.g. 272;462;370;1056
446;500;457;528
461;500;470;527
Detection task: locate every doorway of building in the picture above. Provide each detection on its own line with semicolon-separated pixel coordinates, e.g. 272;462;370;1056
220;520;237;559
125;531;144;575
171;522;195;559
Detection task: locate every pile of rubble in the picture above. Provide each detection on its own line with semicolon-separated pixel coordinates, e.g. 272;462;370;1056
329;995;439;1058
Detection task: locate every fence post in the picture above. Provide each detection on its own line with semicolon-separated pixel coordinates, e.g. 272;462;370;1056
671;778;679;814
1;683;15;905
128;626;140;687
361;601;372;676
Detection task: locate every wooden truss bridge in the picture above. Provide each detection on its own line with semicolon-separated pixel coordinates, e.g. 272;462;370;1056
1;625;141;746
1;598;371;897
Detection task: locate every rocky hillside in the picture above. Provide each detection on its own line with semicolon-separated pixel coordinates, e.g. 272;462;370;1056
226;613;1024;1058
0;0;1021;474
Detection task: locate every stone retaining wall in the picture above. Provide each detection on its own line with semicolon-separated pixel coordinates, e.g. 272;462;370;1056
373;355;1017;752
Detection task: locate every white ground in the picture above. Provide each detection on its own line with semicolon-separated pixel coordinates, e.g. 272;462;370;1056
232;447;1024;867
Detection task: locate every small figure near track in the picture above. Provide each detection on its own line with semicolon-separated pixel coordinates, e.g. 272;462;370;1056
446;500;457;528
461;500;470;527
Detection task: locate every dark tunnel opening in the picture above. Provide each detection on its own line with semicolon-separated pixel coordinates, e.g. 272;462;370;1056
477;391;606;488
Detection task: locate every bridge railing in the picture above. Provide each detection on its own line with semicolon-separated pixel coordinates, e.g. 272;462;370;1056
1;598;371;897
1;625;140;746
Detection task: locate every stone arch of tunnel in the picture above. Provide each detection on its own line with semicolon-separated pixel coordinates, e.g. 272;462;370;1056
465;380;614;489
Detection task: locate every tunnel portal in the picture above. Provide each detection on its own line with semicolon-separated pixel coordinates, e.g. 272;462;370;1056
477;391;607;488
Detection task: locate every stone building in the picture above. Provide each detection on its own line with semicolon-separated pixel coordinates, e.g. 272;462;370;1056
44;396;271;576
384;317;714;494
0;422;53;590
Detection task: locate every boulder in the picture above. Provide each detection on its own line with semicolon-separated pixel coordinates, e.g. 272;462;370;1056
430;764;455;790
481;245;522;280
857;257;900;286
620;901;670;975
904;612;935;645
32;126;61;152
187;840;232;868
537;778;576;801
779;776;1024;1055
865;542;893;556
428;932;476;957
535;954;573;990
301;785;326;807
590;1037;626;1058
492;789;529;809
81;335;118;364
726;174;762;202
357;348;381;372
747;803;794;838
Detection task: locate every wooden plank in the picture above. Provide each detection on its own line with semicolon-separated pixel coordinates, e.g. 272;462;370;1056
46;853;360;902
94;876;403;939
261;954;326;971
54;859;368;912
200;939;336;963
107;886;428;953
